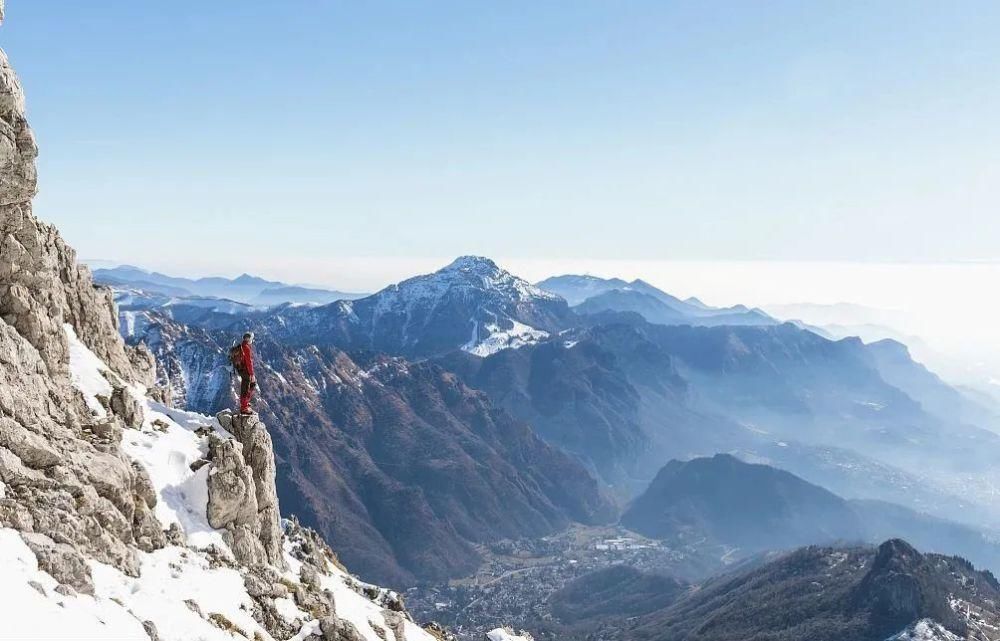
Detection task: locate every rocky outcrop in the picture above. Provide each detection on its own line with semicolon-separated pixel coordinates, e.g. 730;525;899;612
0;320;167;591
0;39;142;384
0;25;171;593
211;410;285;568
852;539;966;636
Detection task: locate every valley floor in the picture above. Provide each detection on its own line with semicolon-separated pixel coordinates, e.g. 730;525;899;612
407;524;738;640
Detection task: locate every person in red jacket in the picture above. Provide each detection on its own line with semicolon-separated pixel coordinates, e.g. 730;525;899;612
238;332;256;414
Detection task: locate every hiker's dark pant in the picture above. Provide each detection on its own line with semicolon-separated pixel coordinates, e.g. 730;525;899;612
239;374;254;412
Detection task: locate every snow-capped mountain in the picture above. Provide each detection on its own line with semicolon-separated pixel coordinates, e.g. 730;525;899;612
366;256;567;357
265;256;574;359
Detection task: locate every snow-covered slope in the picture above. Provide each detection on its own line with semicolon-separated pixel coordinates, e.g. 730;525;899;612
1;325;444;641
0;330;444;641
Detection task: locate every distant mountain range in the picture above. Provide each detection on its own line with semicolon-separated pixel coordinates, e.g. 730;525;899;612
94;264;366;306
537;274;776;327
115;255;1000;590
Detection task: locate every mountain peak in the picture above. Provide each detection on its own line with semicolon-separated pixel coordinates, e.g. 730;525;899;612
442;255;500;273
232;273;268;284
406;255;558;302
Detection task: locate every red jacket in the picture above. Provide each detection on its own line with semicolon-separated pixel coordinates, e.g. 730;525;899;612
241;341;254;377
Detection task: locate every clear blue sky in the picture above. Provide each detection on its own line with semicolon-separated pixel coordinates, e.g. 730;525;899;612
3;1;1000;284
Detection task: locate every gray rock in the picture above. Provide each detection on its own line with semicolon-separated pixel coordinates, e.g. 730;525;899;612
164;522;185;546
206;412;285;568
320;615;367;641
0;417;60;468
142;620;160;641
21;532;95;594
206;438;258;529
109;385;144;429
243;573;270;598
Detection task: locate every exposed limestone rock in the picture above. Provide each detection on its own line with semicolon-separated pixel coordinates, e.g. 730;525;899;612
0;45;136;383
109;384;145;429
321;615;367;641
422;622;457;641
142;620;161;641
0;33;165;593
20;532;95;594
207;437;258;525
0;417;60;468
211;410;284;568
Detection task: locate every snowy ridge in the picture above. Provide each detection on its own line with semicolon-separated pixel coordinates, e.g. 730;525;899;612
341;255;569;356
0;327;441;641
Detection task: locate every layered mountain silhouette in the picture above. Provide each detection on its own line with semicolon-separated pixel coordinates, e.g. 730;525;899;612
95;264;364;306
622;454;1000;573
113;256;1000;587
537;274;776;327
622;454;865;550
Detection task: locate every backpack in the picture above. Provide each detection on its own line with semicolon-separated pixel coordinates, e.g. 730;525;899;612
229;342;245;374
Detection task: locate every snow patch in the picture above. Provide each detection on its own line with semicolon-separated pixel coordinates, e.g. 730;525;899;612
487;628;535;641
463;320;549;357
886;619;961;641
274;595;304;623
90;546;269;641
65;324;113;417
121;400;230;551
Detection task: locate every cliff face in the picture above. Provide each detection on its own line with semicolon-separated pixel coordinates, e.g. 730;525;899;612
0;18;163;591
0;51;151;383
0;12;448;641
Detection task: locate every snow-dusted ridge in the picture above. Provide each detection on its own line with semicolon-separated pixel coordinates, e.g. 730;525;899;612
366;256;565;356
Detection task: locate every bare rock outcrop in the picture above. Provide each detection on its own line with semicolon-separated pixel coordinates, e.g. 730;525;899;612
210;410;285;568
0;41;141;383
0;27;166;593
